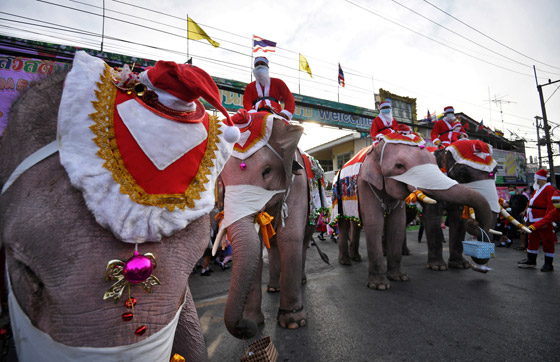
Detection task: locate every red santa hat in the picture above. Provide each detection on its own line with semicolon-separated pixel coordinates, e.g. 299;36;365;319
535;169;548;180
140;61;239;142
254;56;269;67
395;123;411;134
444;106;454;115
379;101;391;109
552;190;560;205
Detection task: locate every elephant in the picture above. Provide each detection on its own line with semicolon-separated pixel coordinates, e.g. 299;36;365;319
0;51;238;361
331;132;494;290
420;140;500;271
216;110;327;339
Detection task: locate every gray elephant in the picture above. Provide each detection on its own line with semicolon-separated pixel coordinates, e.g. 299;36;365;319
421;140;502;271
0;51;239;361
332;132;494;290
215;110;327;339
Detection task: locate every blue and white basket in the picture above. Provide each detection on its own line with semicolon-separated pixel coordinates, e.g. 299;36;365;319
462;229;495;259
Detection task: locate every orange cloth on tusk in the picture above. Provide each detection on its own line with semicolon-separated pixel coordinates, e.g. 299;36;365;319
255;212;276;249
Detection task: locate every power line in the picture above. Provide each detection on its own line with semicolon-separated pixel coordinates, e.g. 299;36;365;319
390;0;560;76
422;0;560;71
344;0;548;80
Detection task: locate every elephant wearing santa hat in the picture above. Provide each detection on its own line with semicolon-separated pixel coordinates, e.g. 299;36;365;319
0;51;240;362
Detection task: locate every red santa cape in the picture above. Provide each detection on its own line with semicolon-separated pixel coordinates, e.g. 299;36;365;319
446;140;496;172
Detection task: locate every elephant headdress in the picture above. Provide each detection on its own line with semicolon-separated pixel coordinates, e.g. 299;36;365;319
57;51;239;243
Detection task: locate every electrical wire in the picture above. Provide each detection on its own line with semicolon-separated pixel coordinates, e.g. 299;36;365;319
422;0;560;71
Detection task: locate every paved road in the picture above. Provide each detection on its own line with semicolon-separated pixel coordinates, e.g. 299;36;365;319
190;229;560;362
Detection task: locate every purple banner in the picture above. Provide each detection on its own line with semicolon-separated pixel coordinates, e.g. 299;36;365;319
0;55;70;135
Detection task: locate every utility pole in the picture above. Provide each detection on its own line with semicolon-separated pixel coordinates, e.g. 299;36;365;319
535;116;543;169
534;65;560;188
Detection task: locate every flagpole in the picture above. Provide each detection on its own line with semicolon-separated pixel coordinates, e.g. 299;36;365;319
100;0;105;52
250;34;254;83
371;76;375;103
338;82;340;103
186;14;189;61
298;53;301;94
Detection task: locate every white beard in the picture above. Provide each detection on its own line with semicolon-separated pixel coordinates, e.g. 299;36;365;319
533;181;540;191
253;66;270;87
379;112;393;125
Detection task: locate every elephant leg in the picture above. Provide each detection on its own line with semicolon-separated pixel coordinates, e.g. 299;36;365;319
337;218;352;265
266;237;281;293
402;233;410;255
276;234;306;329
349;221;362;261
359;187;389;289
172;286;208;362
447;206;471;269
243;247;265;326
423;204;448;271
385;204;409;282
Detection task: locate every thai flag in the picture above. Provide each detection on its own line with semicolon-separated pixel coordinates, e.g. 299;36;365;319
338;63;345;87
253;35;276;53
477;120;484;131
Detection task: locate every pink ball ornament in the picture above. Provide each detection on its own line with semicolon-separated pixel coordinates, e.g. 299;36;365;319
123;251;154;284
240;162;247;170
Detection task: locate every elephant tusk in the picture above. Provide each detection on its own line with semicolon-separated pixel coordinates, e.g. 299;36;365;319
212;227;227;256
489;229;502;235
418;193;437;204
500;207;532;233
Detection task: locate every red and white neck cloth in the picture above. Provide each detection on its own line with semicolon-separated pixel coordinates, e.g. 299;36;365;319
57;51;233;243
446;139;496;172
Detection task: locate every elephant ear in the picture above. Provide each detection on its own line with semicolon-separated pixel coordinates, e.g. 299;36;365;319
268;117;304;187
360;146;383;190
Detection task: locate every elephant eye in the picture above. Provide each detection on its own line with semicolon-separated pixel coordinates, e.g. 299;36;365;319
262;167;271;178
395;163;405;169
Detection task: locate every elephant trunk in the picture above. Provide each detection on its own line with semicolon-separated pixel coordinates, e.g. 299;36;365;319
423;184;494;233
224;215;260;339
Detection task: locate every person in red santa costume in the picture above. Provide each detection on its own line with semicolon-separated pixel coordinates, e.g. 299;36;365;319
430;106;468;148
243;56;295;120
525;190;560;272
518;169;556;271
370;101;400;139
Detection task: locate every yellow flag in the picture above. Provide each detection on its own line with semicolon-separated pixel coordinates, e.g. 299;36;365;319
299;53;312;78
187;17;220;48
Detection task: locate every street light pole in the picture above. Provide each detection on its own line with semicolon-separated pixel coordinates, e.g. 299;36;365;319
533;65;560;188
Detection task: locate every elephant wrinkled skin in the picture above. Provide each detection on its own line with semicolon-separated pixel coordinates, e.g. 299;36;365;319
0;73;218;361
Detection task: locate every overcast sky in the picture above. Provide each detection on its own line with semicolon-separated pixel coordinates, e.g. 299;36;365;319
2;0;559;161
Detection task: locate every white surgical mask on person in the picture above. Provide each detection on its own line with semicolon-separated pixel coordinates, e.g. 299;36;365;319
253;65;270;86
445;113;455;122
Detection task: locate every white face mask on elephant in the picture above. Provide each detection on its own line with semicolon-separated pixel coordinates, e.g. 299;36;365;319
213;184;285;255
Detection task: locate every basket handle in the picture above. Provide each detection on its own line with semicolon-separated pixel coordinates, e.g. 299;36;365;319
478;227;491;243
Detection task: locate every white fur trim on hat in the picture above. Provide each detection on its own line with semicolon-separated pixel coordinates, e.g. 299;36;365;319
535;173;547;180
139;71;196;112
254;56;269;66
444;106;454;114
380;101;391;109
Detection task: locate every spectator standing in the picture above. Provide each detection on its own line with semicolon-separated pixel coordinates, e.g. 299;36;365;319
518;169;556;269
